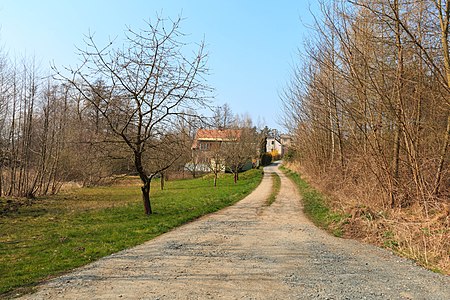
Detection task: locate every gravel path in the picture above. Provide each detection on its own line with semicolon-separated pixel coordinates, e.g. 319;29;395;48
19;163;450;299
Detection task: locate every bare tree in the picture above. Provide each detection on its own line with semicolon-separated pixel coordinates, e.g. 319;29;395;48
283;0;449;210
143;129;191;190
212;103;235;129
0;49;9;197
207;142;226;188
174;109;205;179
223;127;258;183
56;16;209;215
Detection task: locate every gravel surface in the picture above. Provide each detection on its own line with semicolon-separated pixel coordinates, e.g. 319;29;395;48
18;163;450;299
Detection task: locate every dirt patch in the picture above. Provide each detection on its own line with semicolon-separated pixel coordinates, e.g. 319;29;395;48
17;163;450;299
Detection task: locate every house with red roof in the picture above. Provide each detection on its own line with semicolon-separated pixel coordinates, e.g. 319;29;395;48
191;129;242;151
187;129;242;175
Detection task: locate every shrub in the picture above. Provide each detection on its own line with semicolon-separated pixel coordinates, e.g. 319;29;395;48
261;152;272;166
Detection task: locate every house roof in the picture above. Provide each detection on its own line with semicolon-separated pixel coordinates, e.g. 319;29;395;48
266;137;282;145
192;129;242;149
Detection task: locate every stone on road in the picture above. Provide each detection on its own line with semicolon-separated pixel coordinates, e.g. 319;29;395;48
19;163;450;299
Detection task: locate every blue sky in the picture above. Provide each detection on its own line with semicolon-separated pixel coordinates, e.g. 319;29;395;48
0;0;318;131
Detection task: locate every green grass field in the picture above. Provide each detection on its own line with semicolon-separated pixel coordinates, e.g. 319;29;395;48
0;170;262;297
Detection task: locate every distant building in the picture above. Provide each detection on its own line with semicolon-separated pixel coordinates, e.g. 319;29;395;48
266;134;292;157
266;137;282;157
189;129;242;173
191;129;241;152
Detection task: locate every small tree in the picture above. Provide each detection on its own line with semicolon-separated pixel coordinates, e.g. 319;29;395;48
175;109;205;179
56;16;209;215
185;149;207;179
223;128;258;183
208;145;225;187
260;152;273;166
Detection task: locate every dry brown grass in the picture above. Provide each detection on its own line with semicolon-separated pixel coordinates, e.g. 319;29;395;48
284;161;450;275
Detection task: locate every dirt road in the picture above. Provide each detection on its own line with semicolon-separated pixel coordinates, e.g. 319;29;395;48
19;163;450;299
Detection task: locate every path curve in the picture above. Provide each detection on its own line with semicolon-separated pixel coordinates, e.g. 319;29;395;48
19;163;450;299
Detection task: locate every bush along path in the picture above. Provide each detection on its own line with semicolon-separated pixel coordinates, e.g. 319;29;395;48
18;163;450;300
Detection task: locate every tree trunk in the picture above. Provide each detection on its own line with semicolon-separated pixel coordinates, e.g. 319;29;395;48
135;150;152;215
160;172;165;190
0;167;2;197
433;115;450;195
391;123;401;208
213;160;219;187
328;99;335;166
142;179;152;215
391;0;403;208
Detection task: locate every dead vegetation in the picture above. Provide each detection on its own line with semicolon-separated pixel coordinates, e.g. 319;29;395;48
281;0;450;275
286;161;450;274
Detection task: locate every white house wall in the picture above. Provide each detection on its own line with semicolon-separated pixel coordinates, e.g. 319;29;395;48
266;138;282;154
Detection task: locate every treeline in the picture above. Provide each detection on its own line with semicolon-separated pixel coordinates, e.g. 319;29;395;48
283;0;449;213
0;55;132;198
0;55;196;199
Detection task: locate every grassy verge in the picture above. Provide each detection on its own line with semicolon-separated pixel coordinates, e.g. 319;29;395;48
280;166;348;237
0;170;262;297
266;173;281;206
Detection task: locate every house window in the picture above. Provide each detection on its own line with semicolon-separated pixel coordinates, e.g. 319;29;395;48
200;142;209;150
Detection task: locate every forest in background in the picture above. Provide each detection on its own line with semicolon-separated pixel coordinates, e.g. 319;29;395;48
282;0;449;272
